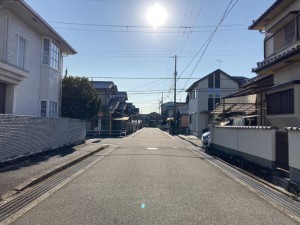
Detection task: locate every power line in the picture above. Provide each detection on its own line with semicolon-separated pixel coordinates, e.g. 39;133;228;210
178;0;240;93
48;20;248;29
84;76;201;80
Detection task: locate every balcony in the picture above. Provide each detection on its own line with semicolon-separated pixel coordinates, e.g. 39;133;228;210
0;59;27;85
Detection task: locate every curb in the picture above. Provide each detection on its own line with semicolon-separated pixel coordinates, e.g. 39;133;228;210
1;145;109;201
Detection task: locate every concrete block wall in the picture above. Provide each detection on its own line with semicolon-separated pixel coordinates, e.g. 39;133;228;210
211;126;277;169
0;115;86;162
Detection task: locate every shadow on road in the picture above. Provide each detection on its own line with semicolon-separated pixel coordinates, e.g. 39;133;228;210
0;147;76;173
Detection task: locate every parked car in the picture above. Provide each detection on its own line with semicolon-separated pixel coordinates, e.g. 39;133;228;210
201;131;210;149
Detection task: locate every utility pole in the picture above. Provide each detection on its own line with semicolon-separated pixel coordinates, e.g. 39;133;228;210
170;55;178;117
160;92;163;116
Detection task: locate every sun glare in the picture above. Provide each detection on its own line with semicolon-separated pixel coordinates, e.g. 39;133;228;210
146;4;168;28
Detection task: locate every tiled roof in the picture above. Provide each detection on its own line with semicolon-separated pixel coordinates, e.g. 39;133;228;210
231;77;249;86
92;81;114;89
117;102;127;111
112;91;128;100
240;74;273;88
253;44;300;73
107;98;120;113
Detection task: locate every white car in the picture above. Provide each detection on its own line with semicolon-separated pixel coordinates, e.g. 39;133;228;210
201;131;210;148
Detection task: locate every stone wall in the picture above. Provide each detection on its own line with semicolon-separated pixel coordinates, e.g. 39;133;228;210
0;115;85;162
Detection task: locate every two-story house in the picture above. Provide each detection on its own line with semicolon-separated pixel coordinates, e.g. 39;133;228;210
186;69;247;137
249;0;300;129
92;81;130;133
0;0;76;117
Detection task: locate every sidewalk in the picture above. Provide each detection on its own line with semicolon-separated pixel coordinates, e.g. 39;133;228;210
0;139;107;201
178;134;203;147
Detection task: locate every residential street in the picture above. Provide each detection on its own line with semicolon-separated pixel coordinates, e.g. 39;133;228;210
6;128;299;225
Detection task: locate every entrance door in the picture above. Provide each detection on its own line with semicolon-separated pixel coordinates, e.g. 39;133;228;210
0;83;6;114
275;131;289;171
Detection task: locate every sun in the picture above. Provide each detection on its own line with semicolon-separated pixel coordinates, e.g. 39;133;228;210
146;4;168;28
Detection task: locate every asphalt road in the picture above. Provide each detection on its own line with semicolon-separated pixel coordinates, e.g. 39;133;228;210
9;128;298;225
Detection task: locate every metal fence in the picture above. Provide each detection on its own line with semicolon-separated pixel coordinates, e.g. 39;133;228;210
0;114;86;162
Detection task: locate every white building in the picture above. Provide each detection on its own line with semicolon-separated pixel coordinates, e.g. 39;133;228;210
186;69;247;137
0;0;76;117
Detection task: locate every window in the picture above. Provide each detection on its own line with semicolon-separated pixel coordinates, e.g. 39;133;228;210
43;38;60;70
208;88;214;97
284;19;296;46
51;42;59;69
208;98;220;112
266;89;294;115
273;19;296;53
49;101;58;117
17;36;26;69
208;98;214;111
41;101;47;117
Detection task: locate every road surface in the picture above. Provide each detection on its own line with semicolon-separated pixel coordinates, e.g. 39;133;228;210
8;128;298;225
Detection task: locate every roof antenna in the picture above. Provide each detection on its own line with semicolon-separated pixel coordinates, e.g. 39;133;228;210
217;59;224;69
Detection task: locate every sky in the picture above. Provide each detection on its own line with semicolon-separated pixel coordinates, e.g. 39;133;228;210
26;0;275;114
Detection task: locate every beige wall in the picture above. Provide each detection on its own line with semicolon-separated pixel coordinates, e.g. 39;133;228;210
274;62;300;85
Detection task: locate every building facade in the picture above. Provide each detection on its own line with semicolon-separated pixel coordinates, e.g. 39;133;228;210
0;0;76;117
186;69;247;137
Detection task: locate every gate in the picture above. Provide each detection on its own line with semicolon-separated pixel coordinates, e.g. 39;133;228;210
275;131;289;171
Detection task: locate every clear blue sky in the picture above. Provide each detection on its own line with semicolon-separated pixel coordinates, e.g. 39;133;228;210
26;0;275;114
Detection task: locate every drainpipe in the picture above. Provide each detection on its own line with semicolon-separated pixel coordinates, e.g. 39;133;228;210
0;4;8;62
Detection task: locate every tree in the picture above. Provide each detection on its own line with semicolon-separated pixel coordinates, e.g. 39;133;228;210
62;76;100;120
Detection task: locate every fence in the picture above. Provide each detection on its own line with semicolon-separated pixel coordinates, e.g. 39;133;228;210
0;115;86;162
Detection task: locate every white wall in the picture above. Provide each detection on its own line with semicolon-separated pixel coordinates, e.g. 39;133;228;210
3;10;62;117
288;130;300;170
212;126;277;165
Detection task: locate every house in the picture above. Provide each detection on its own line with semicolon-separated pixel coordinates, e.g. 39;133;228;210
0;0;76;117
248;0;300;129
210;0;300;189
144;112;161;127
161;102;187;121
91;80;137;135
186;69;247;137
